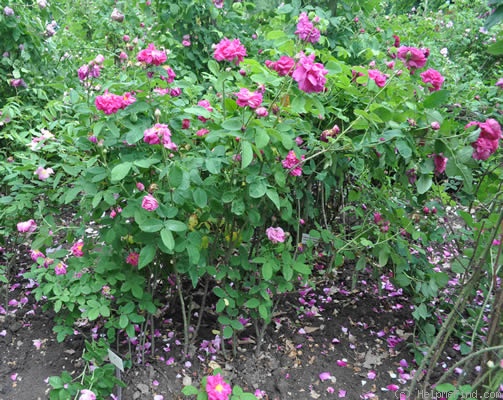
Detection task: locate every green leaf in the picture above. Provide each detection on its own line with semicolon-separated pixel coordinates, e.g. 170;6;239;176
241;140;253;169
138;245;156;269
423;90;450;108
192;188;207;208
378;248;389;267
182;386;199;395
223;325;233;339
139;219;164;233
255;128;270;149
165;220;187;232
487;38;503;55
119;314;128;329
262;262;273;280
160;229;174;250
416;175;432;194
290;96;306;113
249;181;267;198
245;298;260;308
434;383;456;393
266;189;281;210
222;117;243;131
111;162;132;182
184;106;211;119
293;262;311;275
396;140;412;159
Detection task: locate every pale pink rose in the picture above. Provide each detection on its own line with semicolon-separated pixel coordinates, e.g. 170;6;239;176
420;68;444;92
255;107;268;117
141;194;159;211
94;54;105;64
213;38;247;65
78;389;96;400
431;121;440;130
34;166;54;180
496;78;503;88
292;52;328;93
266;227;286;244
17;219;37;233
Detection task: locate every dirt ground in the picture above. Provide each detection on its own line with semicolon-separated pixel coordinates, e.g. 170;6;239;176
1;257;428;400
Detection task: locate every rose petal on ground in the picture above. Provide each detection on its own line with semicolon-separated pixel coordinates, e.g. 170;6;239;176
319;372;332;381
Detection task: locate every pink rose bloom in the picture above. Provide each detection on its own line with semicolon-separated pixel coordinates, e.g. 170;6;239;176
213;38;247;65
397;46;429;70
196;128;209;137
295;12;321;43
54;262;67;276
142;194;159;211
94;54;105;64
169;87;182;97
126;252;139;266
266;227;286;244
143;124;177;150
161;66;176;83
197;99;213;122
472;136;499;161
467;118;502;160
30;249;45;261
206;374;232;400
213;0;224;8
78;389;96;400
17;219;37;233
496;78;503;88
292;52;328;93
431;121;440;130
368;69;387;87
433;153;448;174
95;90;135;115
282;150;304;176
78;64;89;80
235;88;263;109
255;107;268;117
136;182;145;191
265;56;295;76
386;60;395;69
182;119;191;129
34;166;54;180
71;240;84;257
420;68;444;92
137;43;167;66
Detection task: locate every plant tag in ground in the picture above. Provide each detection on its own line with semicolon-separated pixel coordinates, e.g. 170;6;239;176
107;348;124;372
301;233;320;245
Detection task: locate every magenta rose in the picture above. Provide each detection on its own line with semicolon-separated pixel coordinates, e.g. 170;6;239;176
281;150;304;176
295;12;321;43
467;118;502;160
141;194;159;211
368;69;387;87
292;52;328;93
472;137;499;161
206;374;232;400
137;43;167;66
397;46;429;70
95;90;135;115
235;88;263;109
197;99;213;122
265;56;295;76
266;227;286;244
213;38;247;65
433;154;448;174
420;68;444;92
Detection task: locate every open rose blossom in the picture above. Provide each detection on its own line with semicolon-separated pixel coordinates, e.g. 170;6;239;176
266;227;286;244
420;68;444;92
126;252;139;266
78;389;96;400
368;69;387;87
295;12;321;43
292;52;328;93
265;56;295;76
397;46;429;71
143;123;177;150
95;90;136;115
17;219;37;233
141;194;159;211
235;88;263;108
34;166;54;180
282;150;304;176
137;43;167;66
213;38;247;65
206;374;232;400
467;118;502;160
